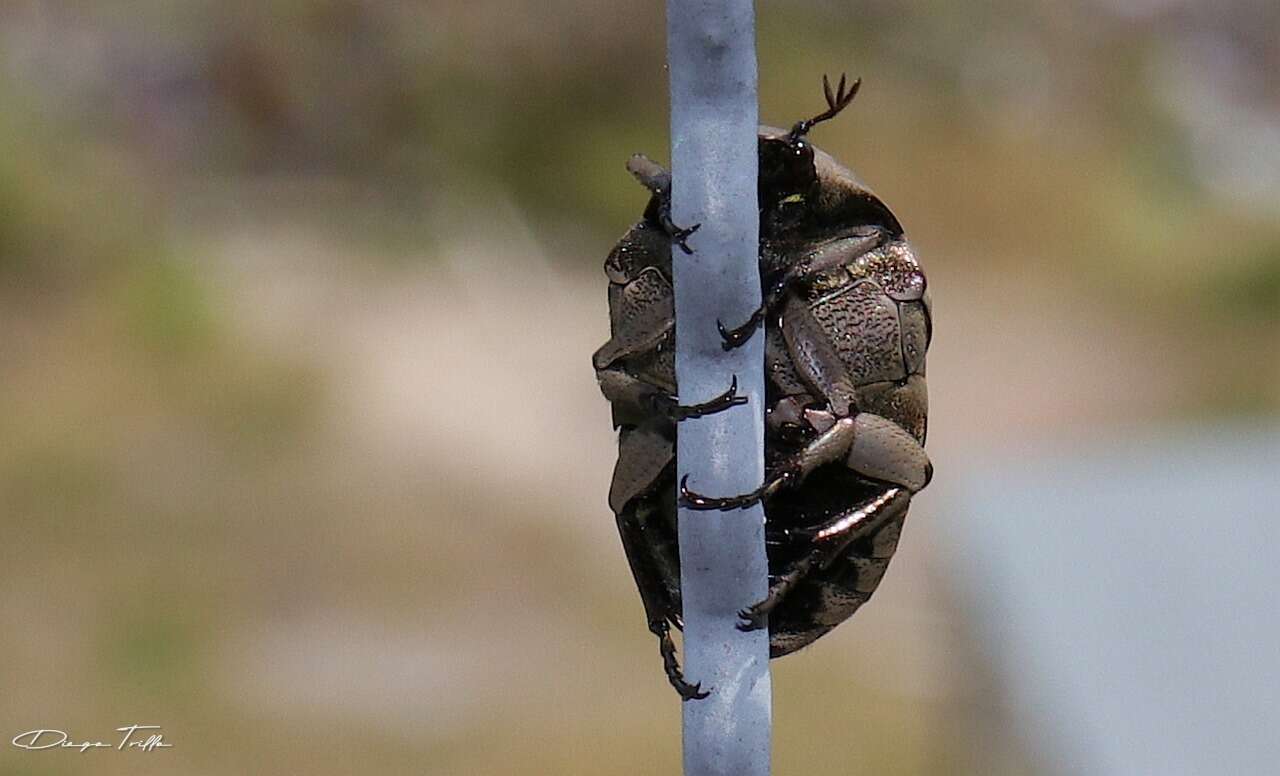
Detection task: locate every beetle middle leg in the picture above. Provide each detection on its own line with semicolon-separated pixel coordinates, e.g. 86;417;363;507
627;154;700;255
680;413;930;509
680;411;860;510
660;376;748;421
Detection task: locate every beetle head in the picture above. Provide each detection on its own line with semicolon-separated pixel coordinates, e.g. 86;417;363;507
758;74;902;238
758;74;859;206
757;132;818;207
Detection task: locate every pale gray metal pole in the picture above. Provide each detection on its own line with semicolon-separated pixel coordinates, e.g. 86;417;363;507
666;1;772;774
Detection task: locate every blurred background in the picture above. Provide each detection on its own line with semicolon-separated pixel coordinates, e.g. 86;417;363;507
1;1;1277;774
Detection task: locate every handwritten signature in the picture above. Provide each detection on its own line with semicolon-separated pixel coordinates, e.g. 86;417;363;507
11;725;172;752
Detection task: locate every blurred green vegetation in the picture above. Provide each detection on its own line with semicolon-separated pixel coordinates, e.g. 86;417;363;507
0;2;1275;775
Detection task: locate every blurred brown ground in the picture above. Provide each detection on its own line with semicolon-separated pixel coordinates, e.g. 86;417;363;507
0;2;1276;775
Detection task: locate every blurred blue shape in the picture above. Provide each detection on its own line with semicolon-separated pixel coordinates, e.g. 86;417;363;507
945;422;1280;776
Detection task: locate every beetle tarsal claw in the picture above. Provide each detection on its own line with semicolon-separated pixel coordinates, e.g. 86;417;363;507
717;306;765;350
631;158;701;255
668;220;700;255
655;198;699;254
735;605;769;632
679;464;798;510
661;376;747;421
656;624;709;701
679;474;766;511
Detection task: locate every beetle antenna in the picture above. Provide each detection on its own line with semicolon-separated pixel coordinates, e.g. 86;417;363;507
788;73;861;143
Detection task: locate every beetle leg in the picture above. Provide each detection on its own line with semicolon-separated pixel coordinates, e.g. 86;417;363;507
717;269;799;350
680;415;860;510
663;218;701;256
680;472;778;511
654;375;748;421
844;413;933;492
654;619;709;700
739;487;910;631
615;501;702;699
736;546;823;631
681;406;931;511
599;368;745;429
627;153;672;195
608;426;674;514
776;486;910;544
780;291;860;416
717;306;767;350
719;228;889;351
627;154;700;255
592;267;674;372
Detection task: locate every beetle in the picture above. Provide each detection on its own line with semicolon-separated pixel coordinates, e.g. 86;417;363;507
593;75;932;699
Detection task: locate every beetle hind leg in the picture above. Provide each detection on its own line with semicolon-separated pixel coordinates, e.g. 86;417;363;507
654;619;709;700
736;547;823;631
738;487;910;631
615;498;706;699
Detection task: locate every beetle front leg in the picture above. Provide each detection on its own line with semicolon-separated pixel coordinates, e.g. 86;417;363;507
661;215;701;256
718;227;889;350
627;154;700;255
598;368;746;427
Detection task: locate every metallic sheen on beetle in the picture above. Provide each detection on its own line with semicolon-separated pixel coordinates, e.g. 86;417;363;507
593;75;933;700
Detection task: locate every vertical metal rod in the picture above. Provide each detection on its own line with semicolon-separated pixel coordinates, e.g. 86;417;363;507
666;1;772;774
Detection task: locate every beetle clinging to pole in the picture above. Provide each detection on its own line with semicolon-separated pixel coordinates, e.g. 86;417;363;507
594;74;933;696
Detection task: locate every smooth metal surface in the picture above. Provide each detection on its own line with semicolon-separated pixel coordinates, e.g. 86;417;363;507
666;1;771;774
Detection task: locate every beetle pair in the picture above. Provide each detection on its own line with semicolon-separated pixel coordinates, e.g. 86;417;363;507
594;75;932;699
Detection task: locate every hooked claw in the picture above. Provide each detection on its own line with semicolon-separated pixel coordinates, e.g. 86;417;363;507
669;221;700;255
679;465;799;511
717;308;765;350
679;474;764;511
656;622;710;700
664;375;748;421
676;679;710;701
735;604;769;632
